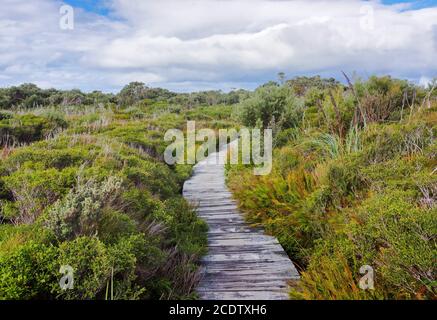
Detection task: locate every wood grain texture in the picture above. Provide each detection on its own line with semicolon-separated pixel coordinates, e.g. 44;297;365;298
183;142;299;300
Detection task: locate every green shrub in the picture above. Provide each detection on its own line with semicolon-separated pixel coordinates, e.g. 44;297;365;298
98;209;137;244
238;84;303;129
350;191;436;299
0;241;58;299
44;176;123;241
2;167;77;224
56;237;111;299
0;114;66;145
163;198;208;256
361;122;434;163
0;111;13;120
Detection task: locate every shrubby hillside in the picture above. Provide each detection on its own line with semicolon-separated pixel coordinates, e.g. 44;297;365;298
0;83;238;299
228;75;436;299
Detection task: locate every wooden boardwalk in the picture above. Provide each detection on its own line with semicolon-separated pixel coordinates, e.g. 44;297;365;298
183;143;299;300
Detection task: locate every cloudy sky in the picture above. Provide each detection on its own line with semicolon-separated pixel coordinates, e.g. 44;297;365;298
1;0;436;92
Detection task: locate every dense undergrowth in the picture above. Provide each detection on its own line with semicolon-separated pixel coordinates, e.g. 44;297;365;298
0;84;238;300
227;76;436;299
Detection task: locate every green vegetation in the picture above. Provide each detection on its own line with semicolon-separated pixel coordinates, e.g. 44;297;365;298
0;83;238;300
1;76;435;300
228;76;436;299
0;82;249;110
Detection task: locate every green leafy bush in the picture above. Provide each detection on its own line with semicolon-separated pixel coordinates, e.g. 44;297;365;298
0;240;58;300
237;84;303;129
56;237;111;299
0;114;67;146
45;176;123;241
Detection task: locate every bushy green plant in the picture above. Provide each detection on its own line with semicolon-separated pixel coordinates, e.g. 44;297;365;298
55;236;111;299
350;190;436;299
2;167;77;224
0;114;66;146
0;240;58;299
238;84;303;129
45;176;123;241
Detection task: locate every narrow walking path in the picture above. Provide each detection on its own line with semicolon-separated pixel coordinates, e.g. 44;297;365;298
183;143;300;300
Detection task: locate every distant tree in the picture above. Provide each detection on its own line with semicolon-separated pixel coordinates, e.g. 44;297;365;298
278;72;286;85
23;94;44;108
5;83;41;108
225;91;241;104
61;89;85;106
238;84;303;130
260;81;280;88
117;82;177;106
117;82;148;107
86;91;115;105
0;88;10;109
286;76;339;96
143;87;176;101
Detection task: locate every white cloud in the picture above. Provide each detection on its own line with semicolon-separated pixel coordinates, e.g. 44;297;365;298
419;76;435;87
0;0;436;92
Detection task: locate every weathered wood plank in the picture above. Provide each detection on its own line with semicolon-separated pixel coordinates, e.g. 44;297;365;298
201;261;293;271
207;246;286;254
206;232;277;239
207;238;281;247
197;281;289;291
184;194;234;201
201;273;297;281
207;226;264;234
195;201;238;207
197;206;238;210
197;209;240;216
201;252;290;264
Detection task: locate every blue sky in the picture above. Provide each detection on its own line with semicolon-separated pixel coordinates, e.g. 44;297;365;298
63;0;110;15
65;0;437;11
1;0;436;92
381;0;437;9
63;0;437;14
